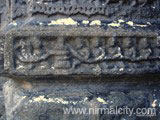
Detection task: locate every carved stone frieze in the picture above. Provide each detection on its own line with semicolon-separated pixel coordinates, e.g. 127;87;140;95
4;27;160;76
29;0;155;16
9;0;159;20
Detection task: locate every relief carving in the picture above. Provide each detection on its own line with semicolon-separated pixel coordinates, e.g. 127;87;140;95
6;34;160;75
8;0;157;19
8;0;27;19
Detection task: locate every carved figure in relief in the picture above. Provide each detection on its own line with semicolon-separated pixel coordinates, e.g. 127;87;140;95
31;38;49;69
71;38;90;69
106;37;122;59
16;37;50;63
91;37;105;60
12;0;27;18
138;38;152;59
52;37;71;69
70;37;106;65
122;37;136;60
15;39;34;70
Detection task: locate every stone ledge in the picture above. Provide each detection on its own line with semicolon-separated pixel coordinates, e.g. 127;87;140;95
3;26;160;77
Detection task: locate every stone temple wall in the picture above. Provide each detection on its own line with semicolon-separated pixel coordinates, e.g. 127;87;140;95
0;0;160;120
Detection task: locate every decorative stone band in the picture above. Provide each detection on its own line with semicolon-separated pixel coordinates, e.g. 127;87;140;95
4;27;160;77
10;0;159;20
29;3;106;16
29;0;154;17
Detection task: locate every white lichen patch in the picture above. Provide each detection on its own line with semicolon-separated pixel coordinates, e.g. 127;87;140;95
29;96;88;105
147;22;151;25
39;22;43;26
95;48;105;60
108;19;125;27
82;20;89;25
108;22;121;27
126;21;148;27
119;68;124;72
97;97;107;104
126;21;134;26
29;96;69;104
118;19;125;23
36;1;41;4
22;96;27;99
90;20;101;26
134;24;147;27
17;65;25;70
48;18;78;26
51;66;55;69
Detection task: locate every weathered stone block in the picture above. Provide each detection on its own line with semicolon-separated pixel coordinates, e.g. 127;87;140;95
3;76;160;120
1;0;160;120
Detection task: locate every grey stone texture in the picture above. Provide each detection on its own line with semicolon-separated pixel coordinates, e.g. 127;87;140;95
1;0;160;77
0;78;7;120
1;0;160;120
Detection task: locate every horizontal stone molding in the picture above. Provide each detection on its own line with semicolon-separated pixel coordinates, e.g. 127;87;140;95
4;27;160;77
9;0;159;20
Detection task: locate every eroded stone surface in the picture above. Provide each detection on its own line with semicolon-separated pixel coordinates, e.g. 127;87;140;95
3;76;160;120
8;0;160;21
0;77;7;120
2;0;160;120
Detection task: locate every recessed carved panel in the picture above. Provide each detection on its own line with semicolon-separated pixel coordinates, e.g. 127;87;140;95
9;0;159;20
5;28;160;76
29;0;155;16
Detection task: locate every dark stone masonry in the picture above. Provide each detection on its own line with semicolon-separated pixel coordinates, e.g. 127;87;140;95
0;0;160;120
